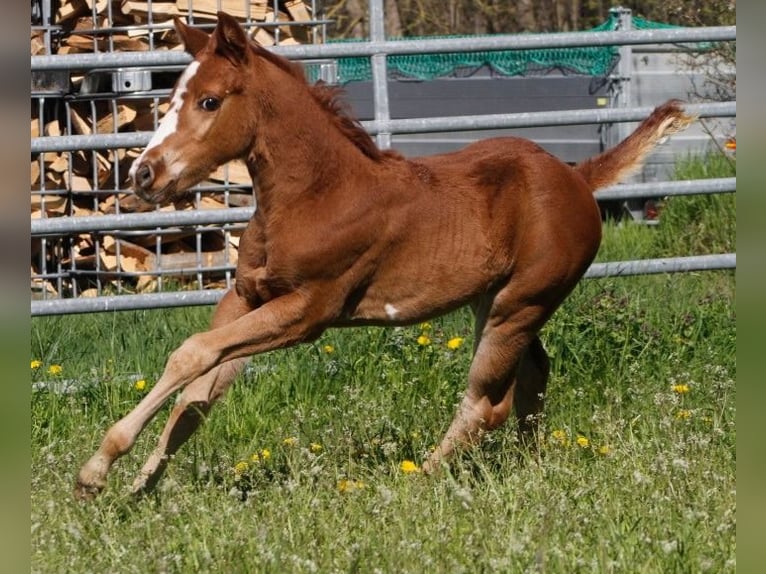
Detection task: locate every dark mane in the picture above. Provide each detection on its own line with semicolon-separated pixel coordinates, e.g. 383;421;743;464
251;43;400;162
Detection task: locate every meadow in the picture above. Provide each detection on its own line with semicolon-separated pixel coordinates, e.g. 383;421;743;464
31;154;735;573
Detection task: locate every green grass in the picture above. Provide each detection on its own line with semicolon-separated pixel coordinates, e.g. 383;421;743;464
31;154;735;573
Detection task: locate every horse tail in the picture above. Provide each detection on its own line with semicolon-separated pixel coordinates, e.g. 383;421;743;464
575;100;696;191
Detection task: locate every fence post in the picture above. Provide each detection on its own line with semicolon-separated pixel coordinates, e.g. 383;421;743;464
369;0;392;149
608;6;633;151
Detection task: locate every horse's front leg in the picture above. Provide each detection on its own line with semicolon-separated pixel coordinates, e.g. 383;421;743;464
129;289;254;495
129;357;247;496
74;289;330;499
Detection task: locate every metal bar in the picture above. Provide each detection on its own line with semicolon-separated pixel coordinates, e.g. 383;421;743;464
31;101;735;153
31;253;736;316
31;26;737;71
39;19;334;39
31;207;255;236
609;7;633;149
32;132;150;153
30;177;736;238
45;264;236;279
364;101;735;135
369;0;391;149
595;177;736;200
584;253;735;278
41;0;53;54
32;290;225;316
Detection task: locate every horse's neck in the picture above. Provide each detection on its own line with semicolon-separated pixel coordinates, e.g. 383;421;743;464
245;93;379;211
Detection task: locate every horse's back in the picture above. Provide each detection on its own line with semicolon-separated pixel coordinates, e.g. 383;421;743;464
409;136;595;226
407;135;601;284
414;136;555;168
412;136;589;198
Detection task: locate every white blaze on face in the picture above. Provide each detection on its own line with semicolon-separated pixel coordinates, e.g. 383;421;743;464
129;60;201;180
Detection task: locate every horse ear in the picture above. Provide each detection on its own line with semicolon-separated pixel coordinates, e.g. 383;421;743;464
173;17;209;57
213;11;251;65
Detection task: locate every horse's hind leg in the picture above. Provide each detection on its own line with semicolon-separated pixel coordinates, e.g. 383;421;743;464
422;282;559;473
75;289;251;499
513;336;550;446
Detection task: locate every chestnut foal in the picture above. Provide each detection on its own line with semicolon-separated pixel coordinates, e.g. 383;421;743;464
75;12;693;498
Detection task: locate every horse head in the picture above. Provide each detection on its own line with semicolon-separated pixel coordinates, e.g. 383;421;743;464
129;12;258;203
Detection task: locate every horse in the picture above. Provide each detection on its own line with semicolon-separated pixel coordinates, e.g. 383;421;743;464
75;11;694;499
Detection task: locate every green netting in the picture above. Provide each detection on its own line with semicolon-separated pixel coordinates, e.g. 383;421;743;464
632;15;712;50
310;15;689;84
631;15;680;30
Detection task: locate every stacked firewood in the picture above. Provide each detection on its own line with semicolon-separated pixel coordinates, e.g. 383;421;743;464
33;0;316;55
30;110;253;297
31;1;317;298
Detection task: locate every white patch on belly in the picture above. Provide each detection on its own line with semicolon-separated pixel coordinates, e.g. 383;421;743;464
384;303;399;319
129;60;200;179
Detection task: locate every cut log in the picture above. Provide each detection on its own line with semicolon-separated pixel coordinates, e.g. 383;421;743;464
31;31;46;56
84;0;110;15
285;1;312;22
44;119;62;137
122;1;182;19
31;194;68;215
176;0;271;20
56;0;89;22
251;27;275;46
63;171;94;193
263;11;296;40
70;103;138;135
209;161;252;185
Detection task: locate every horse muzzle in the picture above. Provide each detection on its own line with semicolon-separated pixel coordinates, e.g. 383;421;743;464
132;162;155;192
129;157;175;203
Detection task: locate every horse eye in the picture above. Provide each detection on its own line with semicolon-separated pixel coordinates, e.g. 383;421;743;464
199;97;221;112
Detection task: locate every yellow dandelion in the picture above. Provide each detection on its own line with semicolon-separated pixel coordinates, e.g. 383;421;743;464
671;384;690;394
234;461;249;474
676;409;692;420
417;334;431;346
446;337;464;350
310;442;323;453
283;437;298;447
250;453;260;463
337;479;366;493
260;448;271;460
47;364;63;376
598;445;610;455
419;322;432;331
551;429;568;446
31;360;42;370
134;379;147;391
323;345;335;354
576;436;590;449
400;460;421;474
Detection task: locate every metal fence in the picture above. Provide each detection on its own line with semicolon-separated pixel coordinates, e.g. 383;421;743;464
30;1;736;316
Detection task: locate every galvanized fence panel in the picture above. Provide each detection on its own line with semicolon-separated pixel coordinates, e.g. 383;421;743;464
30;2;736;316
31;0;329;311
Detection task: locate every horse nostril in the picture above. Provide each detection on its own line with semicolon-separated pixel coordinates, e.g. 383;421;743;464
134;164;154;190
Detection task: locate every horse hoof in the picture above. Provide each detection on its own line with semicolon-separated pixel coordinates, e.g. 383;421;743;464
73;478;104;501
130;475;150;498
